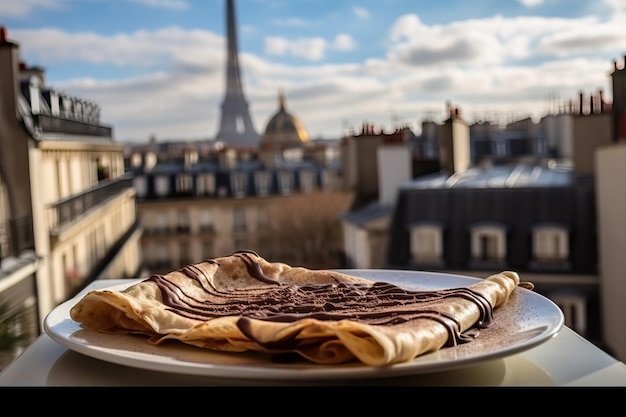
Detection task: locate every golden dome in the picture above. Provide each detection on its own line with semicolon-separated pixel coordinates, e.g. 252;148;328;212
260;89;309;150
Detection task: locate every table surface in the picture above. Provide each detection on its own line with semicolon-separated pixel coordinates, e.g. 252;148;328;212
2;279;626;386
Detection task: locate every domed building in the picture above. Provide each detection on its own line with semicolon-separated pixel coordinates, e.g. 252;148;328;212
260;89;309;151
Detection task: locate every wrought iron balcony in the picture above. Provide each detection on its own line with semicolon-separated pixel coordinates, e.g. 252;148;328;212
47;174;134;234
0;216;34;262
33;114;112;138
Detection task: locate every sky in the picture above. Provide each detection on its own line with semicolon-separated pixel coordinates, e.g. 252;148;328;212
1;0;625;143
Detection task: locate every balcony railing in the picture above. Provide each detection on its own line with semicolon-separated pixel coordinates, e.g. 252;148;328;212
48;174;134;233
33;114;112;138
0;216;34;264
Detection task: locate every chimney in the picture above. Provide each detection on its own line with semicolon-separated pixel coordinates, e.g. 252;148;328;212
599;89;604;112
438;103;470;176
579;91;584;115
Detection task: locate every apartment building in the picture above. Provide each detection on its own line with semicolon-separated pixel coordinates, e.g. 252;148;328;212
342;56;626;360
127;92;353;274
0;27;143;367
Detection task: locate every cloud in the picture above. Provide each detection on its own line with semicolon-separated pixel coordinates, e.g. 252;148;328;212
264;33;356;61
9;2;626;142
333;34;356;51
270;17;310;27
13;27;223;69
517;0;544;7
128;0;190;10
265;36;327;60
386;13;626;68
353;7;370;19
0;0;65;18
537;22;625;57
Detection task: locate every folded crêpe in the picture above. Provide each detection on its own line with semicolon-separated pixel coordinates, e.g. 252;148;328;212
70;250;531;366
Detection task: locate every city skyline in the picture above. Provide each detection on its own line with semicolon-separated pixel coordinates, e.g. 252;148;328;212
1;0;625;143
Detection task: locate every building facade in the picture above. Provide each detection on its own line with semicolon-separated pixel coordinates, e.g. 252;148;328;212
127;138;352;273
342;56;626;360
0;27;143;367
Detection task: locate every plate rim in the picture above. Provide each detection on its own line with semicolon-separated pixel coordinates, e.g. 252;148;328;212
44;270;565;381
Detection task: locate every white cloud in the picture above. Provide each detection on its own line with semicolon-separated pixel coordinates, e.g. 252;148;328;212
10;3;626;142
270;17;309;27
386;13;626;68
333;34;356;51
128;0;189;10
14;27;223;69
265;36;327;61
353;7;370;19
517;0;544;7
0;0;64;18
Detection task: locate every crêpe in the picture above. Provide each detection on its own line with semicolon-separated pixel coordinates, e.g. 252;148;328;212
69;250;530;366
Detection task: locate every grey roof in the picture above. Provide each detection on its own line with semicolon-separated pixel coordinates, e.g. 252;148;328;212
402;160;574;190
342;202;394;227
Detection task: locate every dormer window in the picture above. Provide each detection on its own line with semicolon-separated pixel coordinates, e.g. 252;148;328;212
409;222;444;266
278;170;293;195
254;171;270;197
196;173;215;196
530;223;570;270
299;170;315;194
470;222;506;267
154;175;170;197
232;172;248;198
176;173;192;194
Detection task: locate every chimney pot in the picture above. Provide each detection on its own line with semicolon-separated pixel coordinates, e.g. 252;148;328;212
0;26;6;42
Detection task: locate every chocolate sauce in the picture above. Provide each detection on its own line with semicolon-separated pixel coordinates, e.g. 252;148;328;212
147;253;495;347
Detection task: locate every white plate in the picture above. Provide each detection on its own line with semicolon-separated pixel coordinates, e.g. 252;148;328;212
44;270;564;381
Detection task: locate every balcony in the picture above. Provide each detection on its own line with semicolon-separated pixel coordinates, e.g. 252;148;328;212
0;216;34;263
33;114;112;138
47;174;134;234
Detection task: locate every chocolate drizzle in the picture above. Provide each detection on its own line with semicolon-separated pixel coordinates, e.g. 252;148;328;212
147;253;496;348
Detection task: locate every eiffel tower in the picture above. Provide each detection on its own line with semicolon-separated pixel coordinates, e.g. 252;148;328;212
215;0;260;148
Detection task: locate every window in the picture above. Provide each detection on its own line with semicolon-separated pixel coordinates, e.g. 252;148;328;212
198;209;214;232
155;175;170;197
154;212;169;234
278;171;293;195
470;223;506;264
176;174;192;194
177;209;189;233
233;207;246;232
410;223;443;265
201;240;213;260
533;224;569;262
258;206;269;230
321;170;333;190
232;172;248;198
254;171;270;197
179;241;190;267
299;170;315;194
133;176;147;198
551;293;586;336
196;173;215;196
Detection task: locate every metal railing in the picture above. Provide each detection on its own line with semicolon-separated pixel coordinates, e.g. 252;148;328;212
33;114;112;138
0;216;34;264
48;174;134;233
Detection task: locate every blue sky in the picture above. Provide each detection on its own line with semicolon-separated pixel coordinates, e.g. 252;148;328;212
1;0;625;142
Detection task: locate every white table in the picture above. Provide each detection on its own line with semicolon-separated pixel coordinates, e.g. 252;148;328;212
1;322;625;386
